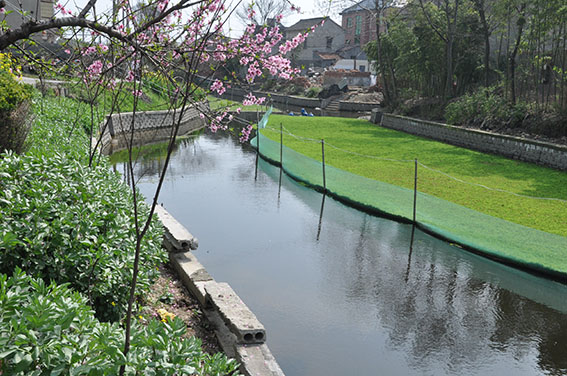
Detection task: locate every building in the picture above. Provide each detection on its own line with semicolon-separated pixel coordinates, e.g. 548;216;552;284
284;17;345;69
3;0;56;42
340;0;384;47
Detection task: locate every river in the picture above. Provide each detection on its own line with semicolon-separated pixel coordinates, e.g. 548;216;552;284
119;131;567;376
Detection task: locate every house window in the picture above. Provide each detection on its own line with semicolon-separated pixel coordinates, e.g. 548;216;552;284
354;36;360;44
355;15;362;35
347;18;352;28
304;39;308;48
359;65;366;72
326;37;333;49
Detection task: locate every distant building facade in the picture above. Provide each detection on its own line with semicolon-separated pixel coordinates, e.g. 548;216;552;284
284;17;345;69
340;0;385;47
3;0;56;42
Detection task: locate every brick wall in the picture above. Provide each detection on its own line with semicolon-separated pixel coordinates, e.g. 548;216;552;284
380;113;567;171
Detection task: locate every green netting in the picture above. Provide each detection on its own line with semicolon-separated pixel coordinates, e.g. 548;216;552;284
251;132;567;281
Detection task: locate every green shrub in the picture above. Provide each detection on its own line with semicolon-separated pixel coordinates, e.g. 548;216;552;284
445;86;527;127
305;86;322;98
0;71;32;113
0;269;240;375
0;72;34;153
0;151;166;321
27;95;92;160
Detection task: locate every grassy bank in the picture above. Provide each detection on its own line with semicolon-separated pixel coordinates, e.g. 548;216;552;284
260;115;567;237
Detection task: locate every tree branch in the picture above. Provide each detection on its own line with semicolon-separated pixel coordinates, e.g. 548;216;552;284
0;16;131;50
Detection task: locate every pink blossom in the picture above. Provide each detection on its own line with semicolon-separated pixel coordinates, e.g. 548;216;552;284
125;71;135;82
240;124;254;142
87;60;103;76
64;49;71;54
83;46;96;56
0;8;5;14
157;0;168;12
132;89;143;97
243;93;266;106
211;80;226;95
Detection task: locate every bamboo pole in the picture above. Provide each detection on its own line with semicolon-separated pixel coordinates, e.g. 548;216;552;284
321;139;326;193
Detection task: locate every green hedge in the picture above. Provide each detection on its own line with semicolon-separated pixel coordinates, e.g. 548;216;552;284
0;72;34;153
0;72;32;113
444;87;528;127
0;151;166;322
0;269;240;375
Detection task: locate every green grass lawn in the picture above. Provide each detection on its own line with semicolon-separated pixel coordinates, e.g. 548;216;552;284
260;115;567;237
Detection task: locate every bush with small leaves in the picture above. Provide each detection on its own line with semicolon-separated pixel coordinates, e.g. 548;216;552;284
0;151;166;321
0;270;240;375
0;71;34;153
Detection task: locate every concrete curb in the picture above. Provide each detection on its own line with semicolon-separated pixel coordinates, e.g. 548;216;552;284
159;206;284;376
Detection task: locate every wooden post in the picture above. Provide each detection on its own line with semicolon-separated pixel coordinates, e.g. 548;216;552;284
321;139;327;193
280;122;283;165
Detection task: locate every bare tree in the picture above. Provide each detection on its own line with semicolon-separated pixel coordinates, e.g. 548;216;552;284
235;0;290;25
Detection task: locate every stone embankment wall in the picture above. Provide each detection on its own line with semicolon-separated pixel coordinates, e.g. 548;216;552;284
100;105;205;154
198;76;322;109
379;113;567;171
338;101;377;111
322;70;371;87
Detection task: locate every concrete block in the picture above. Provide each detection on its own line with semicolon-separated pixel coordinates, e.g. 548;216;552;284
168;252;213;306
155;205;198;251
205;282;266;344
236;344;285;376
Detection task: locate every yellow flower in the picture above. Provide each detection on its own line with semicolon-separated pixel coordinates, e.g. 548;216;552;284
111;301;116;306
157;308;176;322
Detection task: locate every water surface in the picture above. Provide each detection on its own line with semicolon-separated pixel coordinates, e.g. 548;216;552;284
120;131;567;376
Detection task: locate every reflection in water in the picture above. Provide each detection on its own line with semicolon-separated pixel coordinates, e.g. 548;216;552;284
316;194;326;241
122;131;567;376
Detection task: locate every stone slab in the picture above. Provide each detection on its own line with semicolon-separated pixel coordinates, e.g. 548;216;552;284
236;344;285;376
205;282;266;344
168;252;213;307
155;205;198;251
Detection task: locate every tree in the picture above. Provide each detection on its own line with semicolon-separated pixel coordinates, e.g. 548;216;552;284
235;0;291;26
417;0;463;100
0;0;307;372
470;0;497;87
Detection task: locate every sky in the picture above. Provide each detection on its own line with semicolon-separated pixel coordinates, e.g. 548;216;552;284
58;0;343;37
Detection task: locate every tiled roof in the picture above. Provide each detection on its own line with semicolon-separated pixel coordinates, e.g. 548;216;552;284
285;17;327;31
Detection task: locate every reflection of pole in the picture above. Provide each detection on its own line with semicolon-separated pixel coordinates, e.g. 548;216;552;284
277;167;282;208
316;194;326;241
257;124;260;153
409;159;418;251
321;139;327;193
254;153;258;181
